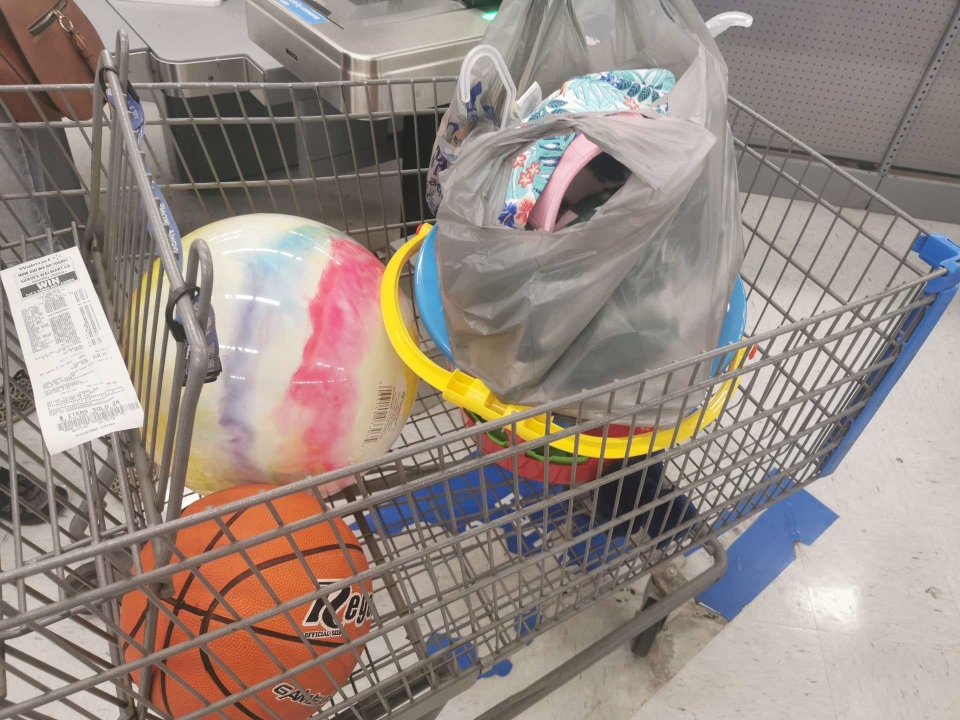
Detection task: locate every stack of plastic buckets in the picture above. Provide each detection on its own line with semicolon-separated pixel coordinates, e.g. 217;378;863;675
381;224;750;485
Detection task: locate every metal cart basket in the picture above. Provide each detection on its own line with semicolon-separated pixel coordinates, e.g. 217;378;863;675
0;32;957;720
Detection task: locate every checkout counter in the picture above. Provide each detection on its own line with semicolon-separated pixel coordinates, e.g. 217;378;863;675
77;0;492;209
247;0;497;212
247;0;493;112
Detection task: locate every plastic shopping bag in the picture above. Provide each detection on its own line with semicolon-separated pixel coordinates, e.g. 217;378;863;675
432;0;744;422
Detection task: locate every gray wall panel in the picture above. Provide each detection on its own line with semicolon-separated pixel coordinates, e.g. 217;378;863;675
694;0;959;165
892;39;960;175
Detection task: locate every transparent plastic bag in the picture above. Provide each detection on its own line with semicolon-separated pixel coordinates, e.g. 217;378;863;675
433;0;744;422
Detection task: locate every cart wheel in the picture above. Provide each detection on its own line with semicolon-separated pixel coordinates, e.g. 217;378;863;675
65;560;101;601
631;596;667;657
66;552;134;603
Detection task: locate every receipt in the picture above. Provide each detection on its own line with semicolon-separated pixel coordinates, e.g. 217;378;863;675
1;248;144;453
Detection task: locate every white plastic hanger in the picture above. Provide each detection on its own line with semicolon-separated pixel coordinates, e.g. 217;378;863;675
705;11;753;37
458;45;519;130
459;13;752;128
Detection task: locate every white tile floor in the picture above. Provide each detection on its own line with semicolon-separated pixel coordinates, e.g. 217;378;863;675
438;218;960;720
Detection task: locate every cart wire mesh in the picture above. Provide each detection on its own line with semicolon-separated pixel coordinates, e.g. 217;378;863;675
0;39;950;720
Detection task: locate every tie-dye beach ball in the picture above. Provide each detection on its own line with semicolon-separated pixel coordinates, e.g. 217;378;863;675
136;214;418;495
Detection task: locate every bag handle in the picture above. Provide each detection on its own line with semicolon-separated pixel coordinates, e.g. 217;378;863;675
516;0;589;95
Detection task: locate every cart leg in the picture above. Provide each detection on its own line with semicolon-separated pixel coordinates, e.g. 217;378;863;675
417;707;445;720
630;596;667;658
630;561;690;657
65;445;134;599
67;454;115;539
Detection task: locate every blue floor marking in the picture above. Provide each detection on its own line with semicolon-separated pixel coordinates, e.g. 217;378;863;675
425;634;514;679
695;488;838;621
349;457;630;571
712;473;796;534
422;610;543;680
684;473;796;558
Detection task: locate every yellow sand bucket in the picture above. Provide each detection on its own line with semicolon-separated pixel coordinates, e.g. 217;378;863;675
381;224;747;459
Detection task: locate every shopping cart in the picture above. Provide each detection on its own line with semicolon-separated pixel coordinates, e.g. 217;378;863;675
0;30;956;720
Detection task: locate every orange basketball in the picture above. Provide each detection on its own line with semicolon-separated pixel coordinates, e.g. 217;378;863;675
120;485;372;720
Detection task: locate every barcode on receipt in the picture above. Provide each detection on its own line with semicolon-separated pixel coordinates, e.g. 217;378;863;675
56;402;141;433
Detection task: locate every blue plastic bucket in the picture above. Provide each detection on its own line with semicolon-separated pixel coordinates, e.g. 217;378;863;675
414;225;747;377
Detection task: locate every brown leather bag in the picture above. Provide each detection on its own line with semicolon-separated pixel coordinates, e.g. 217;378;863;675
0;0;105;122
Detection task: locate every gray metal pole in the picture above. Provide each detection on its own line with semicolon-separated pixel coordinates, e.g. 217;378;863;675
879;2;960;176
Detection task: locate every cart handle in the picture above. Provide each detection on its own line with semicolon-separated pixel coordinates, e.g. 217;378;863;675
381;225;747;459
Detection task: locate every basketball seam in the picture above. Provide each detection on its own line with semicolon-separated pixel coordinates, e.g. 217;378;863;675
198;542;364;716
159;509;247;717
123;510;366;719
166;599;343;649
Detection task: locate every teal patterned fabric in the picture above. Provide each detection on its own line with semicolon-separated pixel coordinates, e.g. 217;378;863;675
499;69;676;229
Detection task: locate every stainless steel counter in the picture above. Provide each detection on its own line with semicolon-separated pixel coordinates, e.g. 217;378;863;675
77;0;296;85
247;0;489;111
